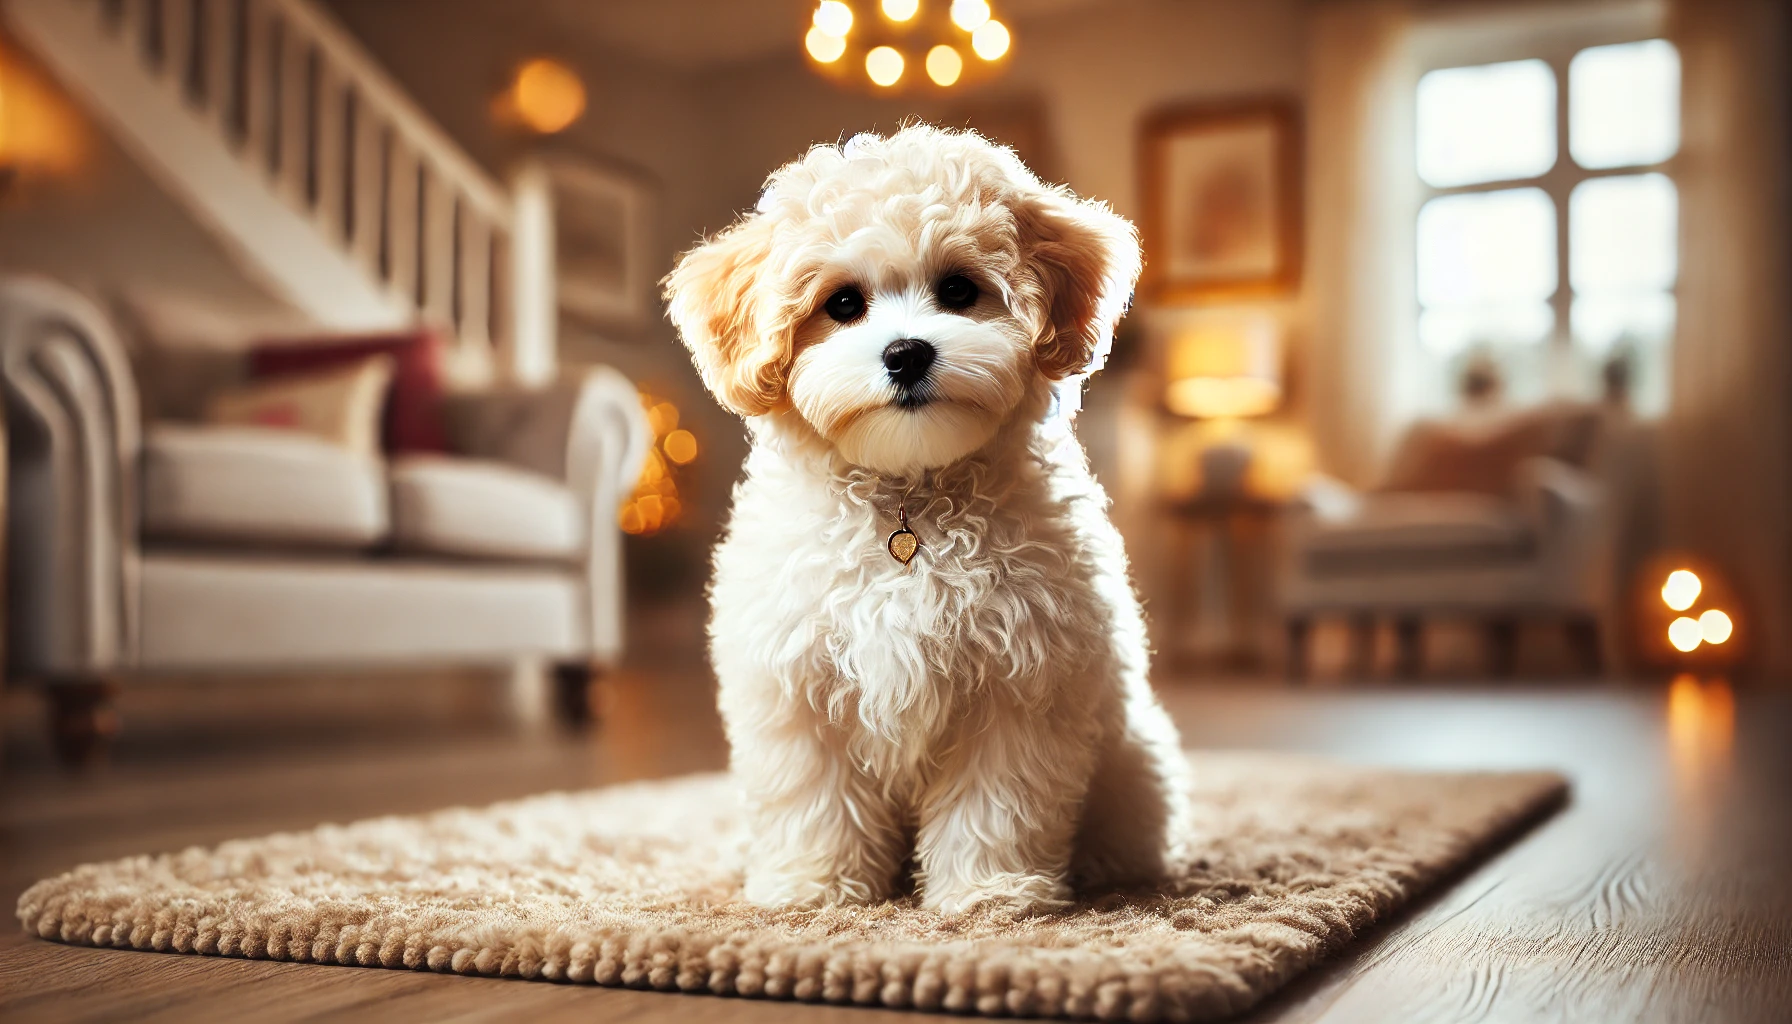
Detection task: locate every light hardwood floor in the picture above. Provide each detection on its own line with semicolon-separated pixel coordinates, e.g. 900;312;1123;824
3;665;1789;1022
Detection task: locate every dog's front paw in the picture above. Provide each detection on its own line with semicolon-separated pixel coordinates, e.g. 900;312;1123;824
922;872;1072;917
744;871;884;908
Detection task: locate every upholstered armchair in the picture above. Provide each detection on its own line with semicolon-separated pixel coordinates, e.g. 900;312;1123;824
1279;405;1615;679
1;275;649;761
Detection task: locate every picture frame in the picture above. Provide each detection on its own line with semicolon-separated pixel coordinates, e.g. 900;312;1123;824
542;155;653;329
1139;99;1302;301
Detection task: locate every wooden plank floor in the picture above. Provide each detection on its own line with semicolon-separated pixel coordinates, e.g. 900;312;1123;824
3;668;1789;1022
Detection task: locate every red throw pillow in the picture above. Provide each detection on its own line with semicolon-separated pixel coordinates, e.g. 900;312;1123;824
246;330;449;454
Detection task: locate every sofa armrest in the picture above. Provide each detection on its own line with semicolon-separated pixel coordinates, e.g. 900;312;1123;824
0;276;143;676
1513;455;1602;536
443;367;649;662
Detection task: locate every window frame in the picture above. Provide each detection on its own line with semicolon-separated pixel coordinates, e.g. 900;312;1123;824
1410;5;1677;372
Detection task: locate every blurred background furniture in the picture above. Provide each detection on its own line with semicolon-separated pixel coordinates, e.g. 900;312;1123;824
1;275;648;762
1279;403;1615;679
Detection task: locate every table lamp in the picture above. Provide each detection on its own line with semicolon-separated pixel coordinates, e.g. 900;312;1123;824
1164;316;1282;420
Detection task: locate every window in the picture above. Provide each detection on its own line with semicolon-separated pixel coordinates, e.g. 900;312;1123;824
1414;38;1681;414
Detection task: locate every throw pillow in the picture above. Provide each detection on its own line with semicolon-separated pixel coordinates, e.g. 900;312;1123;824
206;355;395;459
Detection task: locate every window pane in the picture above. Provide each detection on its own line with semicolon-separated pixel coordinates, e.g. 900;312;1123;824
1570;40;1680;169
1570;173;1678;292
1417;59;1556;187
1572;290;1676;351
1418;188;1557;307
1420;302;1554;354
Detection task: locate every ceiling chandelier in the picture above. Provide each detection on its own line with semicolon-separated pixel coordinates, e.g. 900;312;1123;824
804;0;1012;90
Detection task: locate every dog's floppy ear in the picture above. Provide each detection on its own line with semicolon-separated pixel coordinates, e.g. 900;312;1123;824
1014;188;1142;381
663;216;789;417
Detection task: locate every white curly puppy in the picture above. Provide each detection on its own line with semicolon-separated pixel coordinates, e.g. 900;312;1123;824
664;125;1185;914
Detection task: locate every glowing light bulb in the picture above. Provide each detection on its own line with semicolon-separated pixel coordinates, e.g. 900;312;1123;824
883;0;919;21
1668;616;1703;653
866;46;904;86
1698;609;1733;645
970;19;1010;60
950;0;990;30
805;26;847;62
926;44;963;86
512;58;586;134
813;1;854;36
1661;569;1701;611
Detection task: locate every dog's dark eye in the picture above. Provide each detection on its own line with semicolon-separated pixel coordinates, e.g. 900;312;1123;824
823;286;866;323
936;275;979;310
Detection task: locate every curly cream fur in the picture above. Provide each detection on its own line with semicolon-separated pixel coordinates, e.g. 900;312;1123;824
665;125;1184;914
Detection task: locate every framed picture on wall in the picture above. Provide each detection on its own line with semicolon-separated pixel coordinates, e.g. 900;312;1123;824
544;156;653;329
1139;99;1301;301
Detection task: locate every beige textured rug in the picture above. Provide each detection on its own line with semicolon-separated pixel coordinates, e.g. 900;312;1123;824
19;754;1563;1021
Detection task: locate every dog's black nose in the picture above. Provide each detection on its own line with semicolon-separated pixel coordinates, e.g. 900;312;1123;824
883;339;936;389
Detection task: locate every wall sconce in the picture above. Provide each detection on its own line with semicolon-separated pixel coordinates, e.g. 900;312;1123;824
1164;315;1282;420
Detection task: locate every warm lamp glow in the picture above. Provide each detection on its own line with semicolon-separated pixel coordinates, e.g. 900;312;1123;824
664;429;699;465
805;27;847;63
512;59;586;135
926;45;964;86
813;1;854;37
1164;317;1283;419
866;46;905;86
883;0;920;21
951;0;991;30
970;20;1010;59
1699;609;1733;645
1661;569;1702;611
1668;616;1703;653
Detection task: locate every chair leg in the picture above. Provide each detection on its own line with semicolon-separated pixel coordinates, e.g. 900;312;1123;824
1566;615;1603;678
44;678;120;769
1347;614;1377;679
552;662;604;732
1394;616;1425;679
1285;616;1312;683
1485;618;1520;679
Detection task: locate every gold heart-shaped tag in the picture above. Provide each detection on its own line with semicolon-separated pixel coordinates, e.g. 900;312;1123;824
887;528;919;565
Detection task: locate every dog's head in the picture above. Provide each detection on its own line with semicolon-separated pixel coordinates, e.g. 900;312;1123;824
663;125;1139;475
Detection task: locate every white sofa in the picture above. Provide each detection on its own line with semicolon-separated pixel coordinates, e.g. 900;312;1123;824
1279;404;1615;679
1;275;649;761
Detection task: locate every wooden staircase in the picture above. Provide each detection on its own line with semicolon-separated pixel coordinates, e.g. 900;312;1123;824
4;0;554;385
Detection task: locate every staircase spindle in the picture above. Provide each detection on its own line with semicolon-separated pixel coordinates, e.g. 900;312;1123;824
421;174;457;325
347;102;384;274
312;58;346;236
457;209;493;348
384;139;421;302
202;0;232;128
275;20;309;205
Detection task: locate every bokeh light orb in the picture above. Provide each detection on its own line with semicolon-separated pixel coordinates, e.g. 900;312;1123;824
866;46;905;86
813;1;854;37
805;26;847;63
1667;616;1703;653
1661;569;1702;611
513;59;586;134
1698;609;1733;645
883;0;920;21
970;20;1010;60
926;45;964;86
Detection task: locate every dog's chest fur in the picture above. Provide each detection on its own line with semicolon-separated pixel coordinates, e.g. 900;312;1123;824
709;430;1118;777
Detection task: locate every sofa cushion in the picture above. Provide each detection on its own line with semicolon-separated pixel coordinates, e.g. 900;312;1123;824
389;456;581;562
1304;493;1534;576
143;424;387;548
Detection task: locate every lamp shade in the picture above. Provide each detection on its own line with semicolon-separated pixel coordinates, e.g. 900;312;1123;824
1164;316;1282;418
